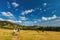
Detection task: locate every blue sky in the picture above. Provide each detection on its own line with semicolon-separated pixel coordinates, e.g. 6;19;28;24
0;0;60;26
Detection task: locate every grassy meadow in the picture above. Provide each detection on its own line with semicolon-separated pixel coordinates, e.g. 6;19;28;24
0;28;60;40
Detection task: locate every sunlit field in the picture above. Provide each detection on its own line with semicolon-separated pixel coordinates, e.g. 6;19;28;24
0;28;60;40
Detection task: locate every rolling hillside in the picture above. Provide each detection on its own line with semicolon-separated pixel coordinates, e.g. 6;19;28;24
0;21;22;29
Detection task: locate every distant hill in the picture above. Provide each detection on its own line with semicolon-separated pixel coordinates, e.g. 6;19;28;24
0;21;22;29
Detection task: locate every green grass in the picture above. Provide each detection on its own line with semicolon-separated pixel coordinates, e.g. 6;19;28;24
1;36;12;40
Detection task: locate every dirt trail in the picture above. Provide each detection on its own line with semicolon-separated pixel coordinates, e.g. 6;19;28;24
12;31;20;40
12;33;20;40
12;35;19;40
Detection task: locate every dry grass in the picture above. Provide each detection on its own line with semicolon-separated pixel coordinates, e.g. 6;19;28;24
0;29;60;40
20;30;60;40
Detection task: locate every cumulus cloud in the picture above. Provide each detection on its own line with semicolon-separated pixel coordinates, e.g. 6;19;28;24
12;2;19;7
0;18;4;21
1;12;16;20
43;3;47;6
19;16;28;20
21;9;34;15
42;15;57;20
42;17;48;20
1;12;13;17
51;15;57;19
7;20;22;23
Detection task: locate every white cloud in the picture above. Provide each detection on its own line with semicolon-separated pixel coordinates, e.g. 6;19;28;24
0;18;4;21
18;21;22;23
12;2;19;7
7;20;22;23
22;21;35;26
1;12;16;20
19;16;28;20
21;9;34;15
43;3;47;6
7;20;15;22
52;15;57;19
1;12;13;17
42;17;48;20
34;21;37;23
42;15;57;20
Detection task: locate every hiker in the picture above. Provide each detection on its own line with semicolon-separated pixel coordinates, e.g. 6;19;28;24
12;29;18;36
12;28;20;35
